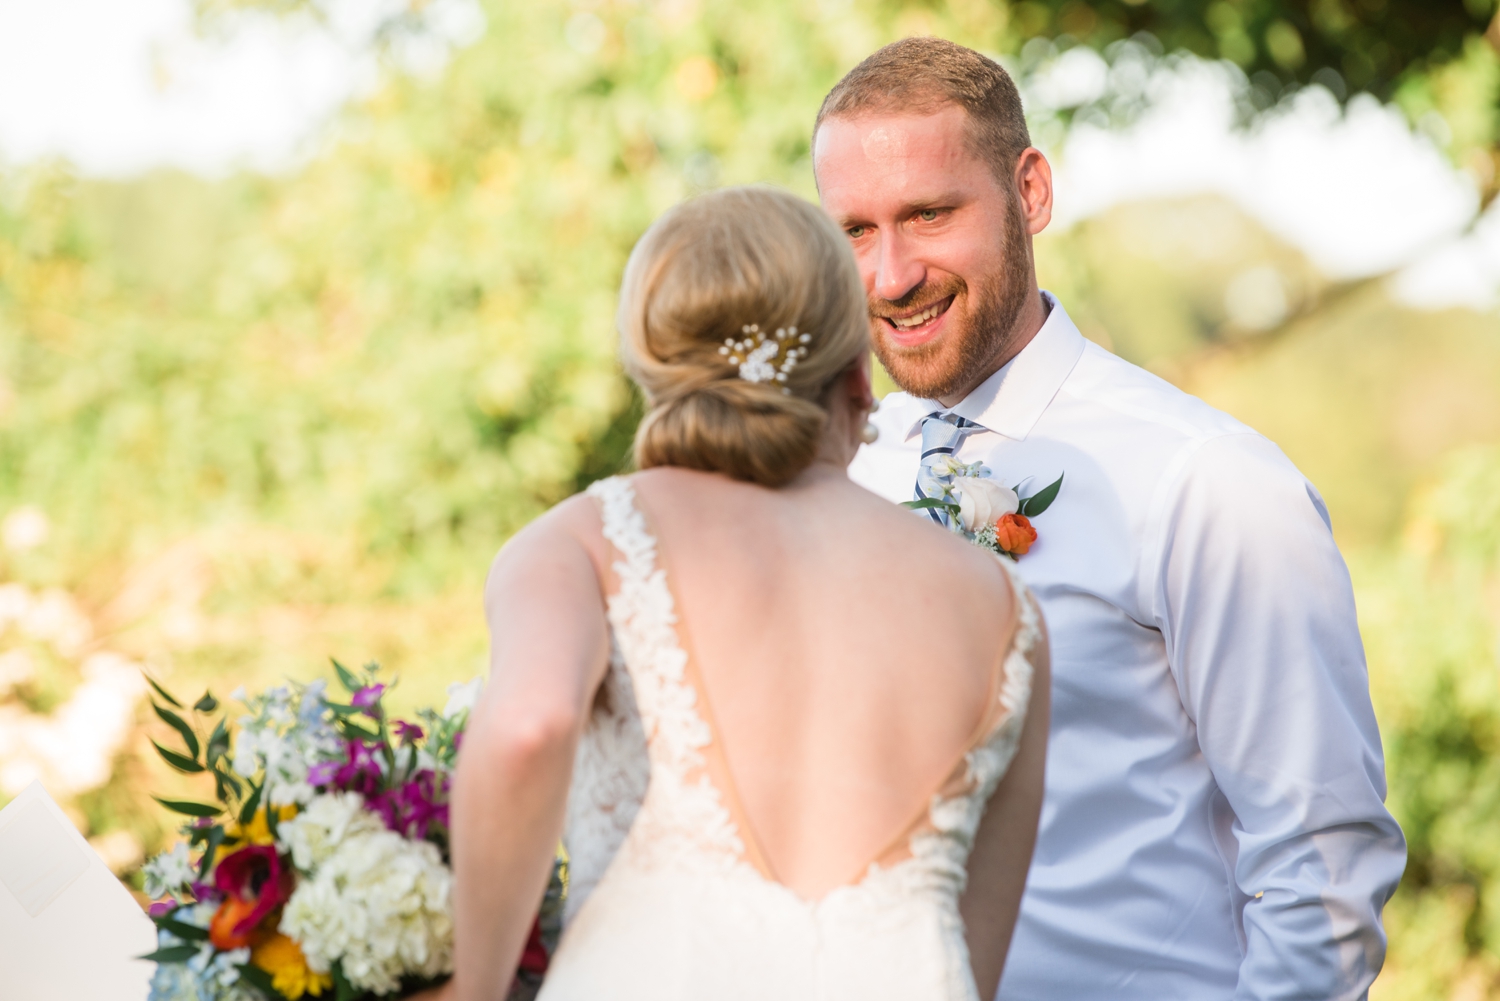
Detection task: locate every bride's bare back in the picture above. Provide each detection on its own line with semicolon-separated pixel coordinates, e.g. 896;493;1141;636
619;466;1018;900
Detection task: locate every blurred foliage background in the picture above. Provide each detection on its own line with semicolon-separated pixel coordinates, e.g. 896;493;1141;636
1;0;1499;996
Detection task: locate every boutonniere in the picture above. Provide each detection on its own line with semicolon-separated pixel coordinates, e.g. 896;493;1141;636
905;460;1063;560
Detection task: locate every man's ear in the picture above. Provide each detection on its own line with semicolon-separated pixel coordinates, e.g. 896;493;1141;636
848;353;875;410
1015;148;1053;236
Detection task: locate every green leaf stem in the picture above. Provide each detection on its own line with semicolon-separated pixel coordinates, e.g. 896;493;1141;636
144;675;184;709
151;740;206;774
139;944;200;964
152;703;201;760
152;796;221;818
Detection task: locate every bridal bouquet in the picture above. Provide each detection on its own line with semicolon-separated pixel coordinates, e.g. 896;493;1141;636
139;663;564;1001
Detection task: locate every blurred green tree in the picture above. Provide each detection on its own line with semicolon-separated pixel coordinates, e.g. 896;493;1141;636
1010;0;1500;197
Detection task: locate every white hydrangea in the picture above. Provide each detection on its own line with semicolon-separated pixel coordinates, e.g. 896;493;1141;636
277;791;386;871
231;680;341;806
142;842;196;899
280;829;454;994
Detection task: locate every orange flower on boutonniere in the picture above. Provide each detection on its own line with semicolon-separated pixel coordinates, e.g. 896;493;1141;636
994;512;1038;557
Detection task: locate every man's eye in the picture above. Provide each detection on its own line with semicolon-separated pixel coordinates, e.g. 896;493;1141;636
918;210;938;222
847;225;867;238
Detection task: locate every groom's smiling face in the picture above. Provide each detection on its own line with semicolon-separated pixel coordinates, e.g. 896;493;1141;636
814;104;1045;404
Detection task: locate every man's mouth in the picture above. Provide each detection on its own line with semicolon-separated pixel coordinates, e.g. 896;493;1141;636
881;295;954;337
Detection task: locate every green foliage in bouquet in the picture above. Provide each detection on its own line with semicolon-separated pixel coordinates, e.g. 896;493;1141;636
140;663;565;1001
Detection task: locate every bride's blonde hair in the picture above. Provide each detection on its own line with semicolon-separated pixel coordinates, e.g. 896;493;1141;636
618;186;869;488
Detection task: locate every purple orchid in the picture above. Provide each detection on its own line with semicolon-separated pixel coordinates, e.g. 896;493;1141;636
370;769;450;841
307;760;338;788
327;738;384;797
391;720;424;745
351;683;386;714
189;879;221;904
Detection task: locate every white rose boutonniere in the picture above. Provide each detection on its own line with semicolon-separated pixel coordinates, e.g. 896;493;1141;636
954;476;1019;533
906;464;1064;560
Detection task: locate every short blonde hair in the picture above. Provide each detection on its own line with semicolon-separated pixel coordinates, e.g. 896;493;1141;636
815;38;1031;182
617;186;868;488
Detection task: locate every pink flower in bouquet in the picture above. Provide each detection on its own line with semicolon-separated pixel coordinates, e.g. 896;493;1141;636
351;683;386;712
208;844;292;949
306;760;338;788
391;720;424;745
321;739;384;797
371;769;450;839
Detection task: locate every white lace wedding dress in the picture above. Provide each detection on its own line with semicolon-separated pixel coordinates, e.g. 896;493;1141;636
538;476;1038;1001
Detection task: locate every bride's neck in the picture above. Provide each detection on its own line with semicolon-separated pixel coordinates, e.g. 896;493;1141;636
789;457;853;492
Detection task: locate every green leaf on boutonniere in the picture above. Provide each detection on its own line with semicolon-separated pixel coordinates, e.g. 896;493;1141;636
902;498;961;515
1020;473;1064;518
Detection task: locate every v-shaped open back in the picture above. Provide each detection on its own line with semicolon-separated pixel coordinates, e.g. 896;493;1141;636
586;475;1034;897
542;475;1037;1001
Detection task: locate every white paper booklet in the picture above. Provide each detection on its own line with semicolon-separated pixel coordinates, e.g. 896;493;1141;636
0;780;156;1001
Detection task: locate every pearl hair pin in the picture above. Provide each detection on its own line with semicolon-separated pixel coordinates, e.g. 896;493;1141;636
719;324;812;395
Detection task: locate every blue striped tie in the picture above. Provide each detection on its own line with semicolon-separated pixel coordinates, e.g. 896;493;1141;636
914;412;982;529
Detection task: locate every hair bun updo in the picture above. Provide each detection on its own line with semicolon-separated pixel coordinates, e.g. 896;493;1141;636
617;186;869;488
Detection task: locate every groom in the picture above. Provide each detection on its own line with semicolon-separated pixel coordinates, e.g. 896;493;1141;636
818;38;1407;999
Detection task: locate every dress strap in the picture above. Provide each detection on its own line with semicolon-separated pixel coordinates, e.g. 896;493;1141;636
587;475;660;588
992;555;1040;660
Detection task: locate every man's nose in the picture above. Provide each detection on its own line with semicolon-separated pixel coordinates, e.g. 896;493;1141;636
872;231;925;303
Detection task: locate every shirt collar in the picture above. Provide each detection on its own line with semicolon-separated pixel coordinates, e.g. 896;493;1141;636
900;290;1086;441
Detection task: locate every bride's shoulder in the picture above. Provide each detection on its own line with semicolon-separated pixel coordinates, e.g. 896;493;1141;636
841;483;1017;608
485;488;610;592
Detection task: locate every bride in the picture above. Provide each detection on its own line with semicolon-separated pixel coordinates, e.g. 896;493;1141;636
436;187;1049;1000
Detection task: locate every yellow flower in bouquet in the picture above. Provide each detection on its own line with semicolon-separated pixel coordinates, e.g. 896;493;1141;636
215;804;298;863
251;933;332;1000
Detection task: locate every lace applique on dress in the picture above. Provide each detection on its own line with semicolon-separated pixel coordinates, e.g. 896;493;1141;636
585;476;754;879
561;645;648;923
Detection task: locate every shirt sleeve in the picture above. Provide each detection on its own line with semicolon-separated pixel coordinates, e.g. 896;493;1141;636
1149;432;1407;1001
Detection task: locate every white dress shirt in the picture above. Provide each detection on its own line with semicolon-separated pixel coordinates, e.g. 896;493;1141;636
850;293;1406;1001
